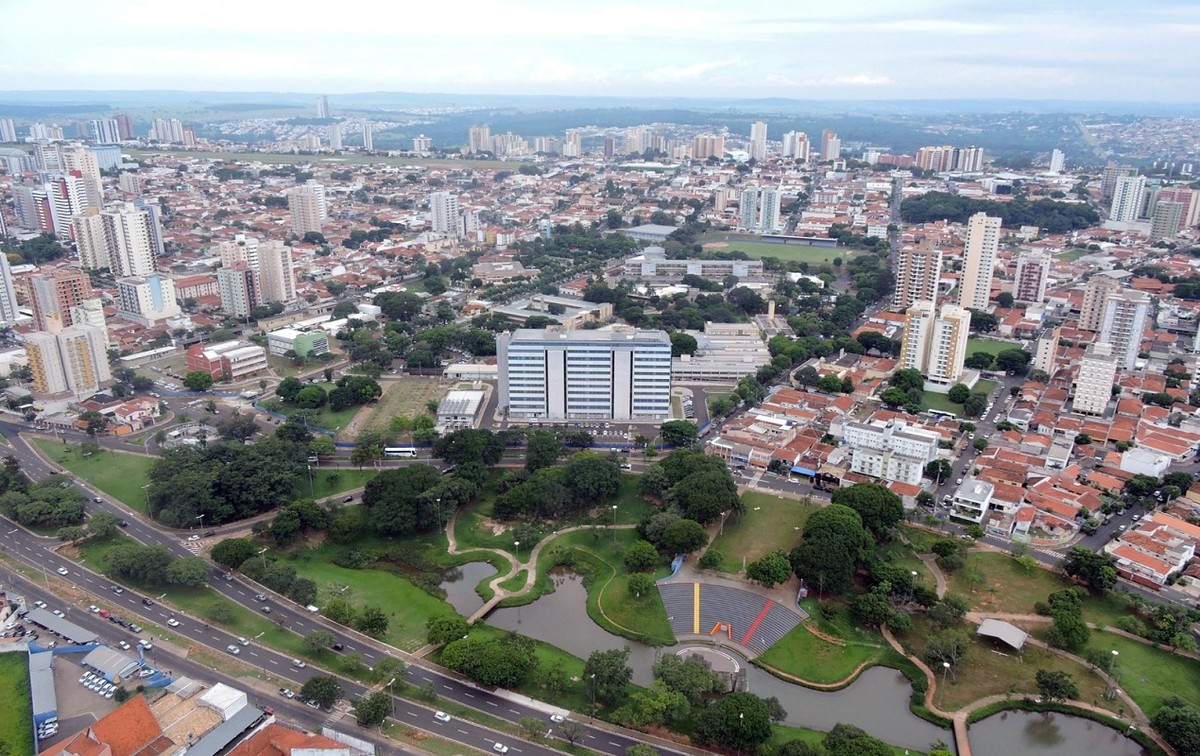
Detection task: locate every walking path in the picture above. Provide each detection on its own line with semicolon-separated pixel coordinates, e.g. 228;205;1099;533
920;554;948;599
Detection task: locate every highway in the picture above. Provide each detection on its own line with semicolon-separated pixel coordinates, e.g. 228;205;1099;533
0;422;682;756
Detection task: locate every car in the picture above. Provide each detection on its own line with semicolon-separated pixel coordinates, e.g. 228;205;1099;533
1132;514;1142;522
111;585;124;594
138;640;153;650
304;699;320;709
56;567;70;576
92;497;103;503
237;636;249;645
138;667;156;677
129;624;142;633
98;609;110;619
166;617;180;627
142;598;154;607
342;496;354;503
291;659;306;668
45;640;57;648
204;530;216;537
956;478;963;485
550;714;565;723
1118;524;1127;531
52;609;64;617
88;605;99;613
493;744;509;754
434;711;451;723
33;601;46;609
104;689;114;699
260;606;272;614
254;594;267;602
262;706;274;716
331;642;344;651
118;641;131;650
186;535;200;541
118;520;128;528
226;644;241;655
282;689;296;699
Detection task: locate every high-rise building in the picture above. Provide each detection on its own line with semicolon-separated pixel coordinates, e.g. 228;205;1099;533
1101;164;1135;200
1109;174;1146;223
0;118;16;143
71;209;108;270
1073;342;1117;416
103;203;156;276
45;174;90;237
1079;271;1125;331
1049;149;1065;174
737;186;780;232
1099;289;1151;371
361;120;373;151
429;191;461;238
468;125;491;154
892;241;943;310
29;268;93;330
316;95;330;119
131;198;166;259
29;123;64;141
691;134;725;160
781;131;809;161
1154;185;1199;229
288;182;327;236
561;129;582;158
1150;201;1184;241
497;328;672;421
1013;250;1051;303
216;234;260;270
256;240;297;304
624;127;646;155
0;252;18;325
115;273;181;326
113;114;133;141
217;264;259;319
602;137;616;158
820;130;840;161
748;121;767;161
739;187;759;230
1032;327;1060;376
88;119;121;144
151;118;185;143
954;146;985;172
70;297;106;330
899;301;971;388
327;123;342;150
412;134;432;153
61;144;104;208
11;184;40;229
958;212;1001;311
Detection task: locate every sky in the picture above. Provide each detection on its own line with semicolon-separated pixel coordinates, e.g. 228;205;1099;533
1;0;1196;101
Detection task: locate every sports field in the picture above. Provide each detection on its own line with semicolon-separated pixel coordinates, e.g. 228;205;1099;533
700;233;847;265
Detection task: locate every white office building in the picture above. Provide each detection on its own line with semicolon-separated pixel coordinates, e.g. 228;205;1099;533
498;327;672;421
781;131;810;161
1109;174;1146;223
0;252;18;325
116;274;181;326
1049;149;1065;173
842;419;940;487
256;240;297;304
1073;342;1118;415
1099;289;1151;370
430;191;462;238
958;212;1001;311
748;121;767;161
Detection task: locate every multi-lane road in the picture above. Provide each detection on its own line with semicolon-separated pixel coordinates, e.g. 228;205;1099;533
0;423;681;756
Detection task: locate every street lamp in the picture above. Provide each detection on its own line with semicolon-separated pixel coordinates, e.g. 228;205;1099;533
611;505;618;545
257;547;268;572
939;662;950;707
909;570;918;604
513;541;520;562
436;497;443;531
737;712;745;756
589;673;596;718
383;677;396;733
1107;650;1120;699
195;513;205;532
306;465;314;496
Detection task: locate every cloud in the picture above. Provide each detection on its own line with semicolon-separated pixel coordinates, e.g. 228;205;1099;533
646;60;738;83
763;73;892;88
832;74;893;86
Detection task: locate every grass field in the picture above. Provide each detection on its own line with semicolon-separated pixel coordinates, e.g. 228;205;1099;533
304;468;378;500
709;493;820;573
34;439;156;514
1095;630;1200;715
128;148;531;170
967;339;1018;357
699;233;848;265
902;616;1118;713
262;385;361;432
1057;249;1089;262
0;652;33;756
921;379;997;417
767;724;916;756
758;622;889;684
360;376;455;437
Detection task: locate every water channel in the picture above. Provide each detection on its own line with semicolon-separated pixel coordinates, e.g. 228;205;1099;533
438;561;497;615
969;710;1147;756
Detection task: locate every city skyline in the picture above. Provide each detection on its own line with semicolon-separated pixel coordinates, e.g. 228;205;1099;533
1;1;1196;102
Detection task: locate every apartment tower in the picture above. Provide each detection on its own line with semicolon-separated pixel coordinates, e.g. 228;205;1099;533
892;240;943;311
958;212;1001;311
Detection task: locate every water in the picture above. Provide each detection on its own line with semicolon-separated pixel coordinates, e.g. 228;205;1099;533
438;561;497;615
970;710;1147;756
485;571;951;753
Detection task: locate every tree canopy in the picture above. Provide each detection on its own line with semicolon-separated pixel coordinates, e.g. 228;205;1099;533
830;483;903;539
788;505;872;595
900;191;1099;232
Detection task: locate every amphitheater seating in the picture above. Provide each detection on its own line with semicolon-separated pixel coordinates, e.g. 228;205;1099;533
656;581;805;655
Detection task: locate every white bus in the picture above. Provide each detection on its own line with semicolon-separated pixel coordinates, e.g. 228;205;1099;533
383;446;418;458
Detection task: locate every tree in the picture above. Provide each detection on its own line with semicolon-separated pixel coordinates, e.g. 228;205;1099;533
211;537;259;569
277;376;303;402
817;374;844;393
924;459;953;483
442;634;539;688
304;629;336;653
584;648;633;706
624;540;660;572
788;505;872;595
165;556;209;586
1035;669;1079;703
963;392;988;418
995;348;1032;373
356;605;389;637
928;595;969;628
294;385;327;409
665;468;738;524
661;519;708;554
969;310;999;333
627;572;655;598
321;596;359;626
653;655;722;705
947;383;971;404
670;332;698;357
86;512;120;539
660;420;699;448
300;675;342;708
626;745;658;756
1151;697;1200;756
694;692;773;752
1046;589;1089;652
746;550;793;588
831;483;903;539
890;368;925;393
361;465;443;535
996;292;1015;308
965;352;995;370
973;436;989;451
426;615;469;646
80;411;108;436
107;543;173;584
184;371;215;391
1061;546;1118;591
355;691;392;726
525;432;563;472
851;590;893;627
923;631;969;669
434;429;504;466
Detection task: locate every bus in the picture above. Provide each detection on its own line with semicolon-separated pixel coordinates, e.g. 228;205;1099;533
927;409;957;420
383;446;418;458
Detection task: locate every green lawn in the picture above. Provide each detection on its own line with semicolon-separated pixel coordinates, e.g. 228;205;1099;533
302;468;377;500
757;622;888;684
709;493;821;573
967;339;1017;357
768;724;919;755
34;439;155;514
0;653;33;756
1097;630;1200;715
360;376;454;437
1058;249;1089;262
920;379;996;417
699;233;848;265
262;389;362;432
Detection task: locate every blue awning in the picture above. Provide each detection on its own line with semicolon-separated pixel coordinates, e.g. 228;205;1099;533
790;466;817;476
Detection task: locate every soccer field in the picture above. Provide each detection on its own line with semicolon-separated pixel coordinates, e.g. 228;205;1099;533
700;234;847;264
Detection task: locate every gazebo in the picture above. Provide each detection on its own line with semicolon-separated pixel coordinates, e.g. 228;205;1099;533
976;618;1028;651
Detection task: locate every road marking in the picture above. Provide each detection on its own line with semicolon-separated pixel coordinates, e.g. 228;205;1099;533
406;711;418;717
585;735;596;740
457;728;468;734
267;658;278;665
485;701;497;707
463;692;474;698
608;742;622;747
508;709;520;714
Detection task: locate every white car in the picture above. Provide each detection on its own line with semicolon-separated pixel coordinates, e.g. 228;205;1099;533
237;636;249;646
56;567;70;576
138;640;153;650
186;535;200;542
493;744;509;754
33;601;46;609
550;714;565;723
88;605;99;613
166;617;180;627
52;609;64;618
434;711;451;723
226;644;240;655
117;641;131;650
291;659;306;668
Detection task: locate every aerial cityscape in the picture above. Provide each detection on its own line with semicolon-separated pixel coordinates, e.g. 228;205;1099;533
1;4;1199;756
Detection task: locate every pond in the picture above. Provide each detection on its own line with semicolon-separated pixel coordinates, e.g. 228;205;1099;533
439;561;497;615
485;570;951;753
970;710;1147;755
